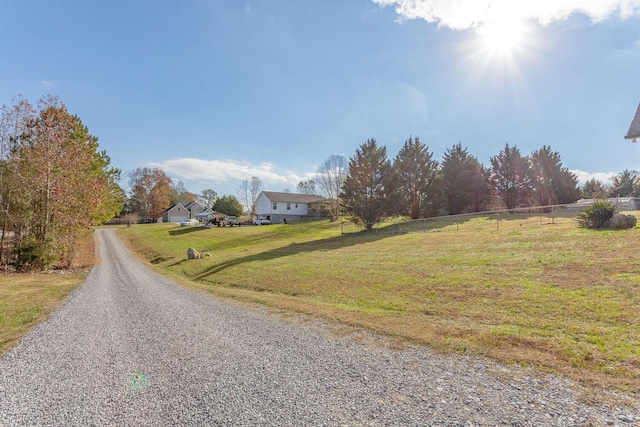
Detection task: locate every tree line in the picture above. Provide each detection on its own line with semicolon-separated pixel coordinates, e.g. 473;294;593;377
341;137;585;230
4;94;637;268
0;96;124;270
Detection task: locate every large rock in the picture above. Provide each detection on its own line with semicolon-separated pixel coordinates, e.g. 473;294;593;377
607;213;637;229
187;247;201;259
626;214;638;228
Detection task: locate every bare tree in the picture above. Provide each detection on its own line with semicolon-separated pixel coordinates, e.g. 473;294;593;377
297;180;316;194
249;176;263;217
236;179;250;214
317;154;347;221
0;97;35;265
199;188;218;209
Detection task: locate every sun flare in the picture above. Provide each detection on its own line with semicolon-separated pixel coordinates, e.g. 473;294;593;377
478;19;527;54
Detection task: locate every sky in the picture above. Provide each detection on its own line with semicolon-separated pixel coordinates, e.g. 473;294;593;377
2;0;640;197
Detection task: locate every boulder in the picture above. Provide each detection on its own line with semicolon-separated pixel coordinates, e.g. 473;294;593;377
187;247;201;259
607;213;637;229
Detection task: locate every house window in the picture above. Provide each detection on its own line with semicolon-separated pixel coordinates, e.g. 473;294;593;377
287;203;291;210
273;202;277;210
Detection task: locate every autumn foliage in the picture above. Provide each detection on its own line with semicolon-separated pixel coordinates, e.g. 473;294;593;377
0;96;124;271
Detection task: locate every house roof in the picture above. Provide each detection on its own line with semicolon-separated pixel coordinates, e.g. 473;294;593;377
625;103;640;141
260;191;327;204
162;203;188;213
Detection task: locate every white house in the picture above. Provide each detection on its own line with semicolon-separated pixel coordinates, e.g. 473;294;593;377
255;191;329;223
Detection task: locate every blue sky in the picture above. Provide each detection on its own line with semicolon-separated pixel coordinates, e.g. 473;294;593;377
2;0;640;197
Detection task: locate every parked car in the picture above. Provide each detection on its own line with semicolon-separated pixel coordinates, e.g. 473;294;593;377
180;218;199;227
222;216;241;226
253;217;271;225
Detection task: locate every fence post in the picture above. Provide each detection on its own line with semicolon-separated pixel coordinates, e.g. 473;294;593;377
496;211;499;230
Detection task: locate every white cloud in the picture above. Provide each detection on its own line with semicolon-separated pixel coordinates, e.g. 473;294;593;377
571;169;617;185
150;158;310;189
372;0;640;31
39;80;57;88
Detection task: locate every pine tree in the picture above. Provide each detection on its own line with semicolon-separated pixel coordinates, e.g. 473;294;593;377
342;139;398;230
490;143;531;210
528;145;580;207
393;136;441;219
441;143;488;214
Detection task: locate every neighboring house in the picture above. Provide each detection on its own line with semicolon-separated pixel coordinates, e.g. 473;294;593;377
185;201;212;218
625;102;640;142
162;203;190;223
161;201;213;223
255;191;330;223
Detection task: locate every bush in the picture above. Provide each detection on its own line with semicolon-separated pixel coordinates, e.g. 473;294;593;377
576;200;617;229
14;237;57;271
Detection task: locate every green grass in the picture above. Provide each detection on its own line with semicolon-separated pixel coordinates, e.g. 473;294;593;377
118;216;640;395
0;273;86;353
0;232;93;354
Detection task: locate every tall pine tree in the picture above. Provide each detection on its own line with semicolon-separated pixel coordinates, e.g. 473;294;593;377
490;143;531;210
393;136;441;219
342;139;398;230
441;143;488;214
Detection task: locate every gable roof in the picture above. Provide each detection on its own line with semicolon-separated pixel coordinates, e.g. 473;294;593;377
163;203;188;213
260;191;327;204
625;103;640;141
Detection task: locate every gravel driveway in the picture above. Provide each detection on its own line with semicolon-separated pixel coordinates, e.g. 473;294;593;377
0;229;638;426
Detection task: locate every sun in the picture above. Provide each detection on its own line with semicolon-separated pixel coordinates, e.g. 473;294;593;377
478;18;528;55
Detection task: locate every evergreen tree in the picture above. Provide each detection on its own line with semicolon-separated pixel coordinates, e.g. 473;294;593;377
213;195;244;217
582;178;608;199
490;143;531;209
342;139;398;230
441;143;487;214
609;170;640;197
528;145;580;207
393;136;441;219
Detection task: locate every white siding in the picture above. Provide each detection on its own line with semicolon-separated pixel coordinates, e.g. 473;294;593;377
255;193;273;216
255;193;309;216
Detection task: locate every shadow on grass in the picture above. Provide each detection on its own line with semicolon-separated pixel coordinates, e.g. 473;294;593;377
168;226;207;236
190;229;397;281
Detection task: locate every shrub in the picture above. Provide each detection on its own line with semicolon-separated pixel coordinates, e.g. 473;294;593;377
576;200;617;229
13;236;58;271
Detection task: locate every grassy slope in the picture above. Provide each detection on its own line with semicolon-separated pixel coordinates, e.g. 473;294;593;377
118;217;640;395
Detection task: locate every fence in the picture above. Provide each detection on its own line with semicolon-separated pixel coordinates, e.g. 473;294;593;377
336;202;621;236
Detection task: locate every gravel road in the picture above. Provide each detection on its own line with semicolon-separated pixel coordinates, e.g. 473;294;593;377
0;228;638;426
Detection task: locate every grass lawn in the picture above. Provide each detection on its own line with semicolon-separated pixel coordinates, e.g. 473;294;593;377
0;233;93;354
119;216;640;395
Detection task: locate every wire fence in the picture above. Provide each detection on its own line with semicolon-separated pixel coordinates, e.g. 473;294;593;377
335;202;629;236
